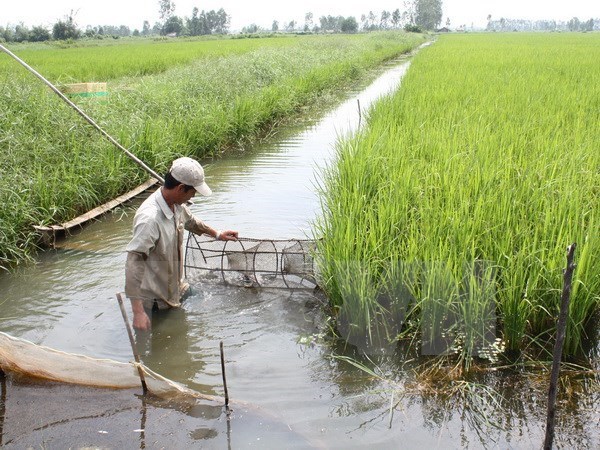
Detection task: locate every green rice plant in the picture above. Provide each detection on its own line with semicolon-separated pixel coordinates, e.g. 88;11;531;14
315;33;600;360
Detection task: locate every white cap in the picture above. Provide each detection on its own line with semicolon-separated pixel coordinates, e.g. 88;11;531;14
169;157;212;196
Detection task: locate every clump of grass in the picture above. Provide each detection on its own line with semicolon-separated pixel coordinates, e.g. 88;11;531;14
315;33;600;361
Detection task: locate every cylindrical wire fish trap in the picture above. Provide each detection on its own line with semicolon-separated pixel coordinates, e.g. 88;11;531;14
185;234;319;289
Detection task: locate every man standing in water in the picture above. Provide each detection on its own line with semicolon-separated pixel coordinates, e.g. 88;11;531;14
125;156;238;330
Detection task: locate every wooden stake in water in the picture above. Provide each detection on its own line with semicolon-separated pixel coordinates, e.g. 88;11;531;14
116;292;148;395
543;243;576;450
220;341;230;413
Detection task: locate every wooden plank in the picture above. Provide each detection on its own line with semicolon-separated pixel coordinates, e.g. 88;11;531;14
34;178;158;246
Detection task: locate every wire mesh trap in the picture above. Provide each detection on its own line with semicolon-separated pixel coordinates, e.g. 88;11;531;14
184;234;319;289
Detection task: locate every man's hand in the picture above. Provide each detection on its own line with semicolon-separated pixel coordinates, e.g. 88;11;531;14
131;299;151;330
218;230;238;241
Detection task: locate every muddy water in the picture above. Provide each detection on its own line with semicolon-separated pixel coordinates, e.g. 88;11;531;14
1;57;599;449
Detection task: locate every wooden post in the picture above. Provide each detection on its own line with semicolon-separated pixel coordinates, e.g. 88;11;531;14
116;292;148;395
220;341;230;413
543;243;576;450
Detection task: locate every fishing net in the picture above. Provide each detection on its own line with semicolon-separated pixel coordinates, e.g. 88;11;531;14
0;332;218;403
184;234;319;289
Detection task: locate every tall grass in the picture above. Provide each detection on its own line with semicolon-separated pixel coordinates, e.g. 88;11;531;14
0;32;427;269
315;33;600;359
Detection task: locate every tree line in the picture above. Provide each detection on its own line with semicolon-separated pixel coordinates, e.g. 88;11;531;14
485;16;598;32
0;0;444;43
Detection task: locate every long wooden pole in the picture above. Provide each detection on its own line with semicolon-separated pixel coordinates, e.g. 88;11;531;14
117;292;148;395
543;243;577;450
0;43;164;185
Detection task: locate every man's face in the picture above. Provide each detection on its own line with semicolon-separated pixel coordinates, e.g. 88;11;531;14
175;185;197;204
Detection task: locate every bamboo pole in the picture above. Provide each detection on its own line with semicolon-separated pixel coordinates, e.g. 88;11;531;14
116;292;148;395
220;341;230;413
0;43;164;185
543;243;576;450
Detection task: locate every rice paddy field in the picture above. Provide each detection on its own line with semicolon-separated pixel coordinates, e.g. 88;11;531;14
0;32;426;269
315;33;600;361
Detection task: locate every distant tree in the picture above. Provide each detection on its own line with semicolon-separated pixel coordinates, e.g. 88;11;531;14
360;11;378;31
142;21;151;36
304;12;313;32
132;29;140;37
414;0;442;30
158;0;176;21
319;15;345;32
567;17;581;31
242;24;259;33
163;15;183;35
214;8;230;34
187;7;202;35
368;11;377;30
272;20;279;32
30;25;51;42
52;13;80;40
380;10;391;29
285;20;296;32
360;14;367;31
403;0;416;26
14;23;31;42
151;22;162;34
341;16;359;33
186;8;229;35
582;18;595;31
84;25;97;38
392;9;401;28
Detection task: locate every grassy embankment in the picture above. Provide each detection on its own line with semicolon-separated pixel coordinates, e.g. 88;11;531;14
0;32;427;269
315;33;600;362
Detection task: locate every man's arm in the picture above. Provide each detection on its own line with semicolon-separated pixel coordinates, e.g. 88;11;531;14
125;251;152;330
182;204;238;240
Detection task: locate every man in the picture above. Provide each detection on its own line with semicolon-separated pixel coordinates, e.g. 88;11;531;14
125;156;238;330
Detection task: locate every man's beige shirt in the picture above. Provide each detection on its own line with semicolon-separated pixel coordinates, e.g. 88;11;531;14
125;189;211;308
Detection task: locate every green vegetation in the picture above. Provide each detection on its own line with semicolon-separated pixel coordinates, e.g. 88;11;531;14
0;32;427;269
315;33;600;361
0;36;300;82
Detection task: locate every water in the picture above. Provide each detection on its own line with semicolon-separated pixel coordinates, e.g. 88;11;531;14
1;57;598;449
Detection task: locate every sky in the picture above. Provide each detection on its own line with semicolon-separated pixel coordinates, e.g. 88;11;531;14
1;1;597;32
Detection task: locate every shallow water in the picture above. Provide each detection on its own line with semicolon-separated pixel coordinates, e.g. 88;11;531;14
1;54;598;449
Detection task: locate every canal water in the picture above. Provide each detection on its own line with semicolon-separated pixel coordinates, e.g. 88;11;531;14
1;54;598;448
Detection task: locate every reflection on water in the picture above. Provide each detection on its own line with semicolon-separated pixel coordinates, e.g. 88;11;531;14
0;57;598;448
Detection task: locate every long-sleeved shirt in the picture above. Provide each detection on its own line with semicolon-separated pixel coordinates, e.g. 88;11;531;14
125;189;212;308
